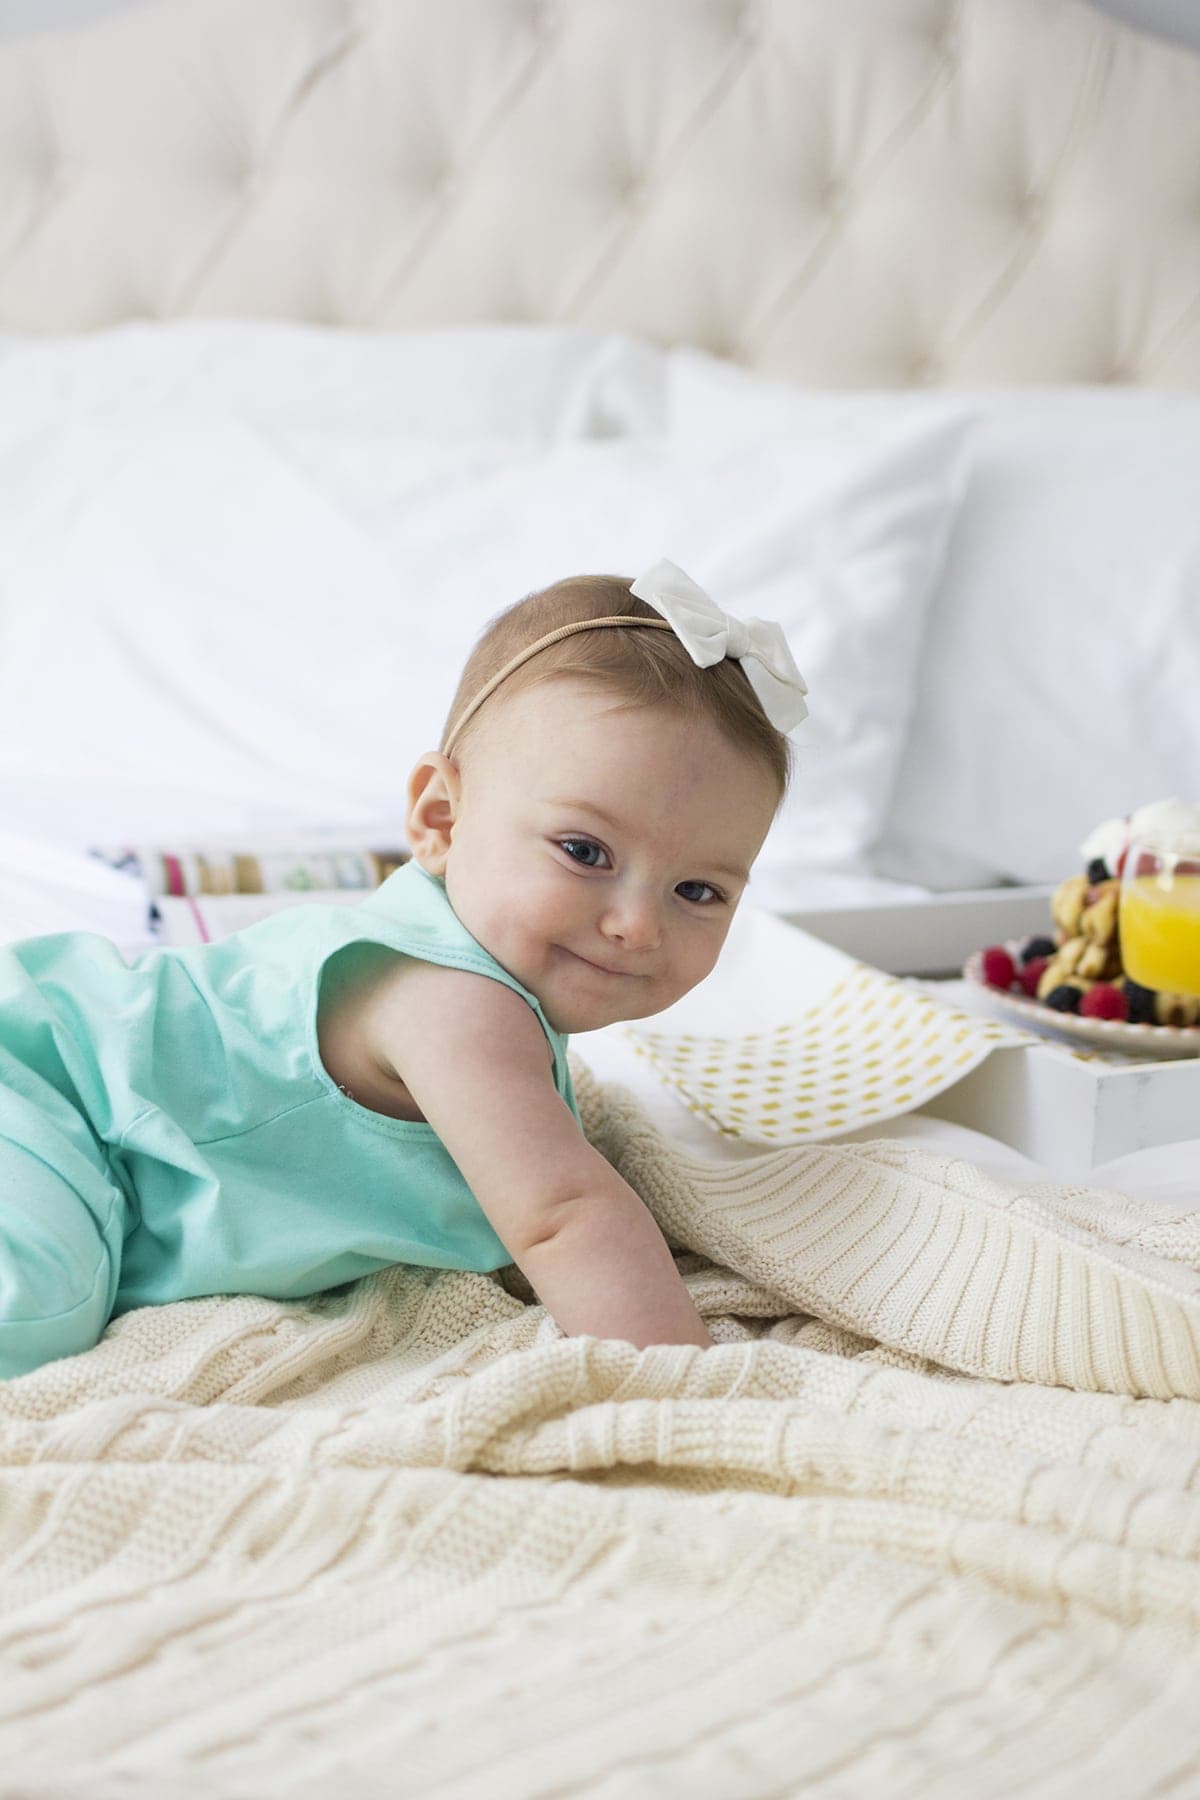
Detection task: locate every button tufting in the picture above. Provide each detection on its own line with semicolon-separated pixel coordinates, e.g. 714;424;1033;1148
0;0;1194;381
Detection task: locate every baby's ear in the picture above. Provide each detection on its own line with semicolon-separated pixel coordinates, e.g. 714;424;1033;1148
404;752;461;875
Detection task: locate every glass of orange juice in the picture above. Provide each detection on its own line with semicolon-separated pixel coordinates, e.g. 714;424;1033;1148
1119;833;1200;999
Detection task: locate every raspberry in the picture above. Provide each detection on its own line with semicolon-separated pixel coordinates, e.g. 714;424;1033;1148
1079;983;1129;1022
1045;984;1084;1013
1019;935;1056;966
1017;956;1049;997
981;945;1016;989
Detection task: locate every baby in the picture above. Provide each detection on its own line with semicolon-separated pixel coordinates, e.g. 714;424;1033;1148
0;560;806;1378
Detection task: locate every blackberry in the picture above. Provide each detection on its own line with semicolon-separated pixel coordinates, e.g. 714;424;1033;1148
1086;857;1109;885
1044;984;1084;1013
1019;934;1057;966
1122;979;1157;1024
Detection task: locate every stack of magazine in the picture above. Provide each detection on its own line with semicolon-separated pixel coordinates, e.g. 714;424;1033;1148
90;844;410;946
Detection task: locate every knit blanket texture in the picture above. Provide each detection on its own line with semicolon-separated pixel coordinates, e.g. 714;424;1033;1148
3;1055;1200;1796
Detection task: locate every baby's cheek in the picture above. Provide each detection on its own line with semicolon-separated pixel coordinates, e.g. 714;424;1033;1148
492;893;557;975
674;941;721;1000
521;875;573;936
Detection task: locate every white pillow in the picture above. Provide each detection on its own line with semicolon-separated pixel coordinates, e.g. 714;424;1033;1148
0;399;971;911
666;351;1200;886
884;389;1200;884
0;319;662;442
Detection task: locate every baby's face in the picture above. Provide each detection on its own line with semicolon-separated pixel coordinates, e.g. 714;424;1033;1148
406;679;778;1034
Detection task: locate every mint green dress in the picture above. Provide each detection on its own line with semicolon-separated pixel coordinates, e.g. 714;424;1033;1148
0;861;579;1378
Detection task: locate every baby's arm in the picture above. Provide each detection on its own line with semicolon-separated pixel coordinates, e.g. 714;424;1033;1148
365;960;712;1350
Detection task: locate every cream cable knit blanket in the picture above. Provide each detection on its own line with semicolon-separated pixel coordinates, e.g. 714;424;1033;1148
3;1056;1200;1796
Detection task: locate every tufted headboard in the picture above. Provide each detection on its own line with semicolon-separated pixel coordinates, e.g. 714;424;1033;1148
1;0;1199;385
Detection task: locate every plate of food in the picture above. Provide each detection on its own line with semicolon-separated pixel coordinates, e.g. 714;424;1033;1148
964;800;1200;1059
963;941;1200;1056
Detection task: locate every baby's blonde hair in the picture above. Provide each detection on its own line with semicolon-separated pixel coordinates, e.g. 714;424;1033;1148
440;574;793;810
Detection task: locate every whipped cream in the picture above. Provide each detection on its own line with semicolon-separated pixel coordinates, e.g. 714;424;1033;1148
1079;799;1200;869
1078;815;1129;870
1128;797;1200;855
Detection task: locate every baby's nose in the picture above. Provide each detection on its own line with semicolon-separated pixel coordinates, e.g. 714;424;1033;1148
601;890;661;950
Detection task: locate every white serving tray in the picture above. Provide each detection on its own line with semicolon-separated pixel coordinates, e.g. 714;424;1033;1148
790;885;1200;1178
920;1034;1200;1175
786;884;1056;976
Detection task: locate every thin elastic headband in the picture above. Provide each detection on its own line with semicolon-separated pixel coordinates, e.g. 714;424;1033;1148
442;615;674;754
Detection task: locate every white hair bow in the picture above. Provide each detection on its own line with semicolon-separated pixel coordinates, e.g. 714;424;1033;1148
629;559;809;733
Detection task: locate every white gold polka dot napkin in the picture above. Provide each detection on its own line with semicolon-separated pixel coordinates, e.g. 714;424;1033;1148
620;958;1036;1145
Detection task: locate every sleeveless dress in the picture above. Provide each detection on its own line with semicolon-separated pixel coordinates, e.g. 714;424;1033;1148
0;860;579;1378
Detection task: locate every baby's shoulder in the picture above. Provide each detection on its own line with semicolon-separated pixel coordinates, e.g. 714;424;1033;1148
318;951;551;1123
377;954;552;1059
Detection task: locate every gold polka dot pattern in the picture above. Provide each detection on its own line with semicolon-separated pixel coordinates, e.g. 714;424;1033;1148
621;963;1034;1143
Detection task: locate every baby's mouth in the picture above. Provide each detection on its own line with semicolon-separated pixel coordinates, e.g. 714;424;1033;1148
564;948;628;977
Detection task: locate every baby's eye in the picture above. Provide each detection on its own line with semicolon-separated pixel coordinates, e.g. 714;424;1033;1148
559;838;610;868
676;880;724;906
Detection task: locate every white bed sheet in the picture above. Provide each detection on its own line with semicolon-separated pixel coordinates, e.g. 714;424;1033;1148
0;829;148;945
2;832;1195;1213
